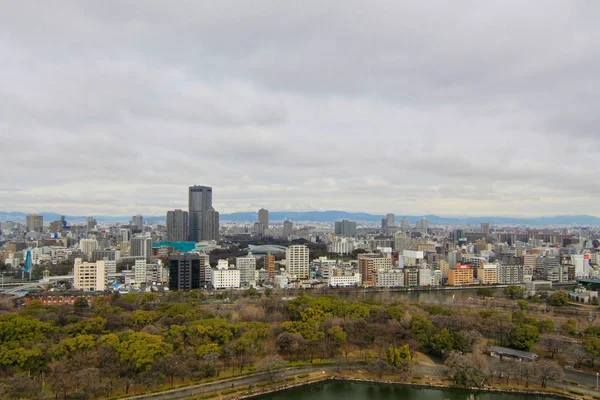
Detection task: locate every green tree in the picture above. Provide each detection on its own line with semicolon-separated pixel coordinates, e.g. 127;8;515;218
584;336;600;367
504;285;524;300
429;328;455;356
517;299;529;310
548;291;569;306
476;287;494;298
510;324;540;351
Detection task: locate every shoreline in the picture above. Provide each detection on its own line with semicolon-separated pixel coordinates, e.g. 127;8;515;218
238;376;580;400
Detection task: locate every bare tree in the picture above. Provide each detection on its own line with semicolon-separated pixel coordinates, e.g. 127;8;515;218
533;360;563;388
540;335;564;359
255;355;286;383
445;351;488;387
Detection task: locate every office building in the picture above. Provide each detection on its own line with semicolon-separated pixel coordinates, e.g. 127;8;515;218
91;249;120;262
131;236;152;262
420;217;429;232
286;245;309;279
330;273;361;287
80;238;99;258
134;259;148;285
253;222;265;235
283;220;293;238
497;264;524;284
481;222;490;235
73;258;106;291
87;217;97;231
400;217;409;231
448;265;474;286
166;209;189;242
169;253;205;291
189;185;219;242
265;252;276;280
334;220;357;237
211;260;241;289
393;231;407;253
131;214;144;230
26;214;43;233
258;208;269;230
236;252;257;287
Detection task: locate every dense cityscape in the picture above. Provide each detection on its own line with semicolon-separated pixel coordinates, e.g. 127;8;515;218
1;185;598;298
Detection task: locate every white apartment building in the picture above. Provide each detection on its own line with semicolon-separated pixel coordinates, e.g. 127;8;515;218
376;269;404;287
286;245;309;279
73;258;106;291
418;268;432;287
328;238;355;255
211;261;241;289
329;273;361;287
134;259;148;284
497;264;524;284
236;253;257;287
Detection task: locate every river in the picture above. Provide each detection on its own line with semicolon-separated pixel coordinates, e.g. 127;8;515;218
254;381;558;400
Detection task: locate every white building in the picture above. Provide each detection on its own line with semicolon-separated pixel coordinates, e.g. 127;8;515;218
134;259;148;284
497;264;524;284
329;273;361;287
105;260;117;274
376;269;404;287
328;238;355;255
286;245;309;279
274;275;289;288
80;238;99;258
418;268;432;287
572;254;590;278
211;261;241;289
236;253;257;287
73;258;106;291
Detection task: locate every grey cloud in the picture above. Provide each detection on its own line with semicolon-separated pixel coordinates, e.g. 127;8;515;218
1;1;600;216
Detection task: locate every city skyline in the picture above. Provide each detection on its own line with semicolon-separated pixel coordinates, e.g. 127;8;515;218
2;2;600;217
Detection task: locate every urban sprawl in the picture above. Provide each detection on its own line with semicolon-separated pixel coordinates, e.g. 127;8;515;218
1;185;598;304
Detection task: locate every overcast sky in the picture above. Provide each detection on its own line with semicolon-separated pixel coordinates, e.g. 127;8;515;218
1;1;599;217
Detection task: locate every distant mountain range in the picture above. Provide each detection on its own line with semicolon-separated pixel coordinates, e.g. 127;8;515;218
2;210;600;226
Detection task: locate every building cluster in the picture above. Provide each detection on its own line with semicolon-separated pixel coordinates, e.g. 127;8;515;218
3;188;600;295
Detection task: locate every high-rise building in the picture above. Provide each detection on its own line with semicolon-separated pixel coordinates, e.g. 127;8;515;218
131;214;144;231
481;222;490;235
189;185;219;242
73;258;106;291
87;217;97;231
258;209;269;230
131;236;153;262
334;220;357;237
265;252;275;280
283;220;293;238
236;252;257;287
166;209;189;241
169;253;205;291
394;231;407;253
286;245;309;278
420;217;429;232
358;253;393;284
400;217;409;231
26;213;43;233
80;238;99;258
386;213;395;227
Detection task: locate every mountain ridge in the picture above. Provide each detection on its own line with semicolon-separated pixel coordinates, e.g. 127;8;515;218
1;211;600;226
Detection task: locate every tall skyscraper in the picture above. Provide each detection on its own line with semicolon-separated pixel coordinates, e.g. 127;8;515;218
386;213;395;227
26;213;43;233
286;245;309;279
394;231;407;253
481;222;490;235
86;216;97;231
420;217;429;232
258;208;269;230
80;238;99;258
283;220;293;238
189;185;219;242
166;209;189;241
334;220;357;237
131;214;144;230
131;236;152;262
401;217;409;231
